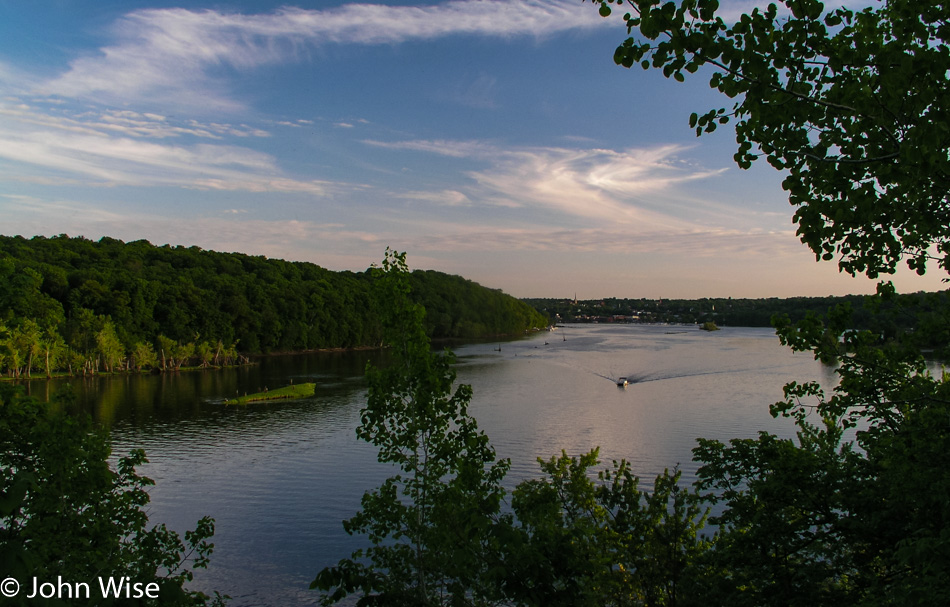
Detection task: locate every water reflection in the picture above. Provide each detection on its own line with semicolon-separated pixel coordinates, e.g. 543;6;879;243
16;325;829;606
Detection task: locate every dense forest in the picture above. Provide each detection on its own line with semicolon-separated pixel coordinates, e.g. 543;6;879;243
0;235;548;378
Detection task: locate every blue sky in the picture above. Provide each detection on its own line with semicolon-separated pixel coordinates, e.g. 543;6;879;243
0;0;939;298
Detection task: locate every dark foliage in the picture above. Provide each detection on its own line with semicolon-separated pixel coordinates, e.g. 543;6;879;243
0;384;224;605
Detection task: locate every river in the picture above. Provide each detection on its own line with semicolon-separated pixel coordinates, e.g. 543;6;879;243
31;323;830;605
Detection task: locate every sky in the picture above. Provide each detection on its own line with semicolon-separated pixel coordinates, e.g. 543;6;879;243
0;0;942;299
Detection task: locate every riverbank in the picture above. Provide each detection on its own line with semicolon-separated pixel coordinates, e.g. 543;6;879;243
0;362;257;383
1;330;544;385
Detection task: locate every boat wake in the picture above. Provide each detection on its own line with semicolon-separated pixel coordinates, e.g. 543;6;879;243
602;363;794;387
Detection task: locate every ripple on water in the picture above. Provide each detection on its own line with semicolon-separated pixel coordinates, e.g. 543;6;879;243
91;325;825;606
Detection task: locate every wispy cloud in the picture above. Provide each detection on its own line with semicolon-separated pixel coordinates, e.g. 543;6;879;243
0;60;41;95
39;0;606;112
391;224;805;257
438;73;500;109
0;123;336;194
366;138;729;227
397;189;472;206
364;138;497;158
0;102;270;139
469;145;727;226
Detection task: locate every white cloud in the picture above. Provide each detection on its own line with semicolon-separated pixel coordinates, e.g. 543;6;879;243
363;138;498;158
397;189;472;206
0;125;337;195
39;0;607;111
0;98;336;195
0;60;41;95
0;101;269;139
392;224;805;257
188;177;339;195
365;138;729;227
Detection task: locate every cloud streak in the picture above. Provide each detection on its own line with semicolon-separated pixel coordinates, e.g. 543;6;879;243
0;103;270;140
395;224;805;258
40;0;606;111
0;124;335;195
366;138;729;227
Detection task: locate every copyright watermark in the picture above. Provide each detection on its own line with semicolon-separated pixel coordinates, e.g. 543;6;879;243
0;576;159;600
1;577;19;598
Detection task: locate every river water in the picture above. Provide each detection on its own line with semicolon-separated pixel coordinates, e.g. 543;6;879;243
32;324;830;605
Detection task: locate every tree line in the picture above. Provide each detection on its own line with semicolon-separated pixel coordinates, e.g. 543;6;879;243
0;235;548;378
529;292;950;353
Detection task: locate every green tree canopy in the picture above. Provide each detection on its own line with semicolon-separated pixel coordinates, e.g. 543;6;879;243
0;236;549;377
0;385;223;606
595;0;950;278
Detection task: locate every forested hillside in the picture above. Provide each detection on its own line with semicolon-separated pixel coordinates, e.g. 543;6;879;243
0;235;547;377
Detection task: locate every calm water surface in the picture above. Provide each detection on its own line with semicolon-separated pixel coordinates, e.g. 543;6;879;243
33;324;829;605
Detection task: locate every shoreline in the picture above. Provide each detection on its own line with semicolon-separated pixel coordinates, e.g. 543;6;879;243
1;330;548;383
0;362;258;383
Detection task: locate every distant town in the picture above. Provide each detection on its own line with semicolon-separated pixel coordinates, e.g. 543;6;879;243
524;292;947;328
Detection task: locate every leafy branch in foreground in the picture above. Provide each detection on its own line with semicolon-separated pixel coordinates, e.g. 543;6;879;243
504;450;708;607
0;384;225;606
687;294;950;606
593;0;950;278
